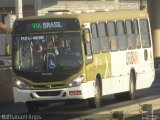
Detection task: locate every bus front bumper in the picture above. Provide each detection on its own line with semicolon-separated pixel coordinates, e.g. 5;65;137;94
13;81;95;103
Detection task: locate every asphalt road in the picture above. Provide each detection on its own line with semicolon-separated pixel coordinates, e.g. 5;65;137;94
0;70;160;120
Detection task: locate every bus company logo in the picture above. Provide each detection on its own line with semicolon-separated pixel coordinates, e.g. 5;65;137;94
31;22;62;30
32;23;42;29
126;51;138;65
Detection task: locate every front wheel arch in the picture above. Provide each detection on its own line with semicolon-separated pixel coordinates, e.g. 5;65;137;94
87;74;102;108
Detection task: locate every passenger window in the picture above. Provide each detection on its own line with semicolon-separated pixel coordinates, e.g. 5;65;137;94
133;20;141;48
91;23;100;53
140;19;151;48
126;20;136;49
107;22;117;52
133;20;139;34
116;21;127;50
97;22;109;52
97;22;106;37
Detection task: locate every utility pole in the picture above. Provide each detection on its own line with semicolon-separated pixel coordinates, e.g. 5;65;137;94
15;0;23;18
147;0;160;68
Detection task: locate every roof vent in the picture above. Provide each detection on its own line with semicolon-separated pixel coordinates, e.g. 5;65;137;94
47;10;71;15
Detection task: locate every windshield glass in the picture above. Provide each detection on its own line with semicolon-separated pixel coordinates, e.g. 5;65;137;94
13;32;83;73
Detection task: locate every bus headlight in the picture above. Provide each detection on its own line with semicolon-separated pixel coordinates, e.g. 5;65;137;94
16;80;30;90
68;74;85;88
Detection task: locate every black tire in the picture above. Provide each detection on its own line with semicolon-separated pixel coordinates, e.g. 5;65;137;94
26;101;40;113
87;79;102;108
115;72;136;100
129;71;136;100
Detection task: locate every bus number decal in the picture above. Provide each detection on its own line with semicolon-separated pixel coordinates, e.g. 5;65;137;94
126;51;138;65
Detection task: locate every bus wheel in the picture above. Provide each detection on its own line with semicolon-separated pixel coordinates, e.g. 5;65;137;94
26;101;40;113
115;72;136;100
129;71;136;100
87;79;101;108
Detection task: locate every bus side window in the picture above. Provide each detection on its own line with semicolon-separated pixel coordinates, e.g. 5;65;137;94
107;22;117;52
139;19;151;48
126;20;136;49
116;21;127;51
91;23;100;54
97;22;109;53
133;20;141;48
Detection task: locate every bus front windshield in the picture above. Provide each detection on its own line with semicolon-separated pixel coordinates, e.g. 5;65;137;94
13;32;83;73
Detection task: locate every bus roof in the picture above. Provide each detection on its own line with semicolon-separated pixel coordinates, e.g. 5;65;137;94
15;10;149;25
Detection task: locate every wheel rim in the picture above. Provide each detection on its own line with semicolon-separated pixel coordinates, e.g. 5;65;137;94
130;80;134;95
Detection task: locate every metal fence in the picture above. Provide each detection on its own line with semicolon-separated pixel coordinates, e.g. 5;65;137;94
37;1;146;16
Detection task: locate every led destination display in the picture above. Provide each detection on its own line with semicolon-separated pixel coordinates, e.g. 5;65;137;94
13;18;80;34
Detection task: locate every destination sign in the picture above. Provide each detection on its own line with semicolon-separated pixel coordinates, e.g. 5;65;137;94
13;18;80;34
31;22;63;30
20;35;45;41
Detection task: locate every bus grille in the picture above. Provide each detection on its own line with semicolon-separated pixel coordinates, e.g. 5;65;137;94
31;84;65;89
36;91;61;96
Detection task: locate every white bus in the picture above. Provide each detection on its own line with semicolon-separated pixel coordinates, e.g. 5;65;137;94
12;10;155;112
